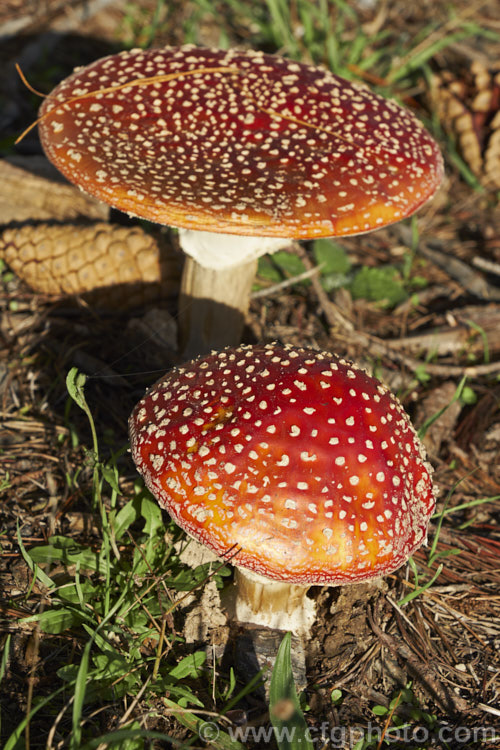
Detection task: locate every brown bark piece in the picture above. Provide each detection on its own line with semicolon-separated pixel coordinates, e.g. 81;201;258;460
388;304;500;360
0;222;180;309
414;381;463;457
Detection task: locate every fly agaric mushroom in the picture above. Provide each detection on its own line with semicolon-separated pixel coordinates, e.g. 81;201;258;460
35;45;443;355
129;343;436;642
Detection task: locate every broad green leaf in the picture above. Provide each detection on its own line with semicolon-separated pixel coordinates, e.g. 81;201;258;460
168;651;206;680
29;541;106;575
141;495;164;537
257;255;282;284
166;562;230;591
153;682;204;707
460;386;477;405
112;495;142;540
58;580;96;604
66;367;89;412
93;650;130;679
35;607;80;634
255;251;309;287
101;462;120;494
313;239;351;275
330;688;343;705
82;624;113;653
350;265;407;307
272;251;307;280
57;663;80;682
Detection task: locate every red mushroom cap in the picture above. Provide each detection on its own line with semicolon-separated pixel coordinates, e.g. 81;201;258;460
38;45;443;238
129;343;436;585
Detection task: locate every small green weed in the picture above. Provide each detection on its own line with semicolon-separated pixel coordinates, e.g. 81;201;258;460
349;265;409;308
362;683;437;749
400;469;498;607
313;239;351;292
256;241;426;309
0;470;11;493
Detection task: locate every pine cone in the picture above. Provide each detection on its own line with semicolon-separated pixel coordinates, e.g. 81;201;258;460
0;221;180;309
430;60;500;190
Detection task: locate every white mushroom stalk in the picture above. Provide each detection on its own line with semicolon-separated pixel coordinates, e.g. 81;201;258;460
178;230;291;271
177;231;292;355
231;568;316;637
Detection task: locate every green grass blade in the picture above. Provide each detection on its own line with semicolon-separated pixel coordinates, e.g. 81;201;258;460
70;639;92;750
265;0;297;55
432;495;499;519
0;634;10;685
222;668;267;713
417;375;467;440
4;685;68;750
16;523;54;589
269;632;314;750
388;26;486;83
398;564;443;606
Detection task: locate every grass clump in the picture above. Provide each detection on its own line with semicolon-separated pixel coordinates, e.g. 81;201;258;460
2;370;233;748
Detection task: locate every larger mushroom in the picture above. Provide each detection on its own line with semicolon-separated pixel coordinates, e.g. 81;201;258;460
36;45;443;354
129;342;436;676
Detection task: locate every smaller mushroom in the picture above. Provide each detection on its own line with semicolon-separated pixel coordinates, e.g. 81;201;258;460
129;343;436;682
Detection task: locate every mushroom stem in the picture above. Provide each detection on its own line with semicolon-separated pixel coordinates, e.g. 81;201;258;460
224;568;314;694
233;568;316;637
177;230;292;356
178;255;257;357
